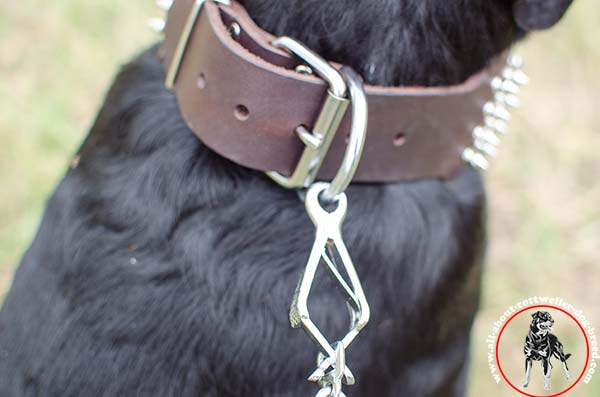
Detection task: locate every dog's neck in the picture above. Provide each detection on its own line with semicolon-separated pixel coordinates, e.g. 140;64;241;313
239;0;522;86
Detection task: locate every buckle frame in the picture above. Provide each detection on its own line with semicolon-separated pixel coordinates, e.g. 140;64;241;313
165;0;231;89
266;37;350;190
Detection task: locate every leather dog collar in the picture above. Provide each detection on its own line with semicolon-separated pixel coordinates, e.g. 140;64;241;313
159;0;516;183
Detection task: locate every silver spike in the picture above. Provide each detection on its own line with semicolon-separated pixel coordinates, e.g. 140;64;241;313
494;92;520;109
493;103;512;121
474;139;499;158
483;102;511;121
473;126;500;146
508;54;524;69
485;116;509;135
512;69;530;86
147;17;166;33
502;79;520;95
491;76;504;92
502;80;520;95
491;76;520;95
502;68;530;86
462;147;489;170
156;0;174;11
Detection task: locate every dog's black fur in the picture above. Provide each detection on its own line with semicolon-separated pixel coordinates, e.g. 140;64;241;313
523;311;572;390
0;1;573;396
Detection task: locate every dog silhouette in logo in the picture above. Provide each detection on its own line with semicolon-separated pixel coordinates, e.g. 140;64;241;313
523;311;572;390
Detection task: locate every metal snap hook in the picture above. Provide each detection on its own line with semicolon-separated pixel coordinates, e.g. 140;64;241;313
290;181;370;395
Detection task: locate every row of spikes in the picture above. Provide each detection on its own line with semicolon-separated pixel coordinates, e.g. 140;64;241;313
462;54;529;171
148;1;529;174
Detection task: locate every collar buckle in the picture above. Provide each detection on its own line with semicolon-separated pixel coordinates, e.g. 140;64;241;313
267;37;367;200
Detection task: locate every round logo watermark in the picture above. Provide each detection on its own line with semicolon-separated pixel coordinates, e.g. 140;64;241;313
486;297;598;396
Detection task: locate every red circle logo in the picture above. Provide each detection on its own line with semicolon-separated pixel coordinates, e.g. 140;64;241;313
495;305;590;397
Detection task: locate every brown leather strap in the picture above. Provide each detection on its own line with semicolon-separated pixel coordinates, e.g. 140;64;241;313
160;0;506;182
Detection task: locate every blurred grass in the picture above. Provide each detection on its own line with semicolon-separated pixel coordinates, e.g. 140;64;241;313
472;1;600;395
0;1;598;395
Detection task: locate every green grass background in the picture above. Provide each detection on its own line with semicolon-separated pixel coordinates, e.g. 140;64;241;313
0;1;598;395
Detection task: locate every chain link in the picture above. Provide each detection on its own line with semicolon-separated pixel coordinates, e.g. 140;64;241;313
313;343;347;397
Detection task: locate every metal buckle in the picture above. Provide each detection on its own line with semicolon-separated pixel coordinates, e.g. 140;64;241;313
165;0;231;89
266;37;354;192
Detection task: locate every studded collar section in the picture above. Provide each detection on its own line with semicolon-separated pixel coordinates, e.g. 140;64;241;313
159;0;524;183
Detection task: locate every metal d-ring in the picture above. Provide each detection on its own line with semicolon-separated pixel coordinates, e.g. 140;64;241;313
321;67;368;202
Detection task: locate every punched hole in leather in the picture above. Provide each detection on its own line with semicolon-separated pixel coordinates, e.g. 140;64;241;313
162;0;508;183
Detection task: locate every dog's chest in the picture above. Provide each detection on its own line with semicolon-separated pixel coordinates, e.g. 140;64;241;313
527;330;552;358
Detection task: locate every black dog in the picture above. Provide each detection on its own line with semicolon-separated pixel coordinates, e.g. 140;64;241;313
523;311;572;390
0;1;574;396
